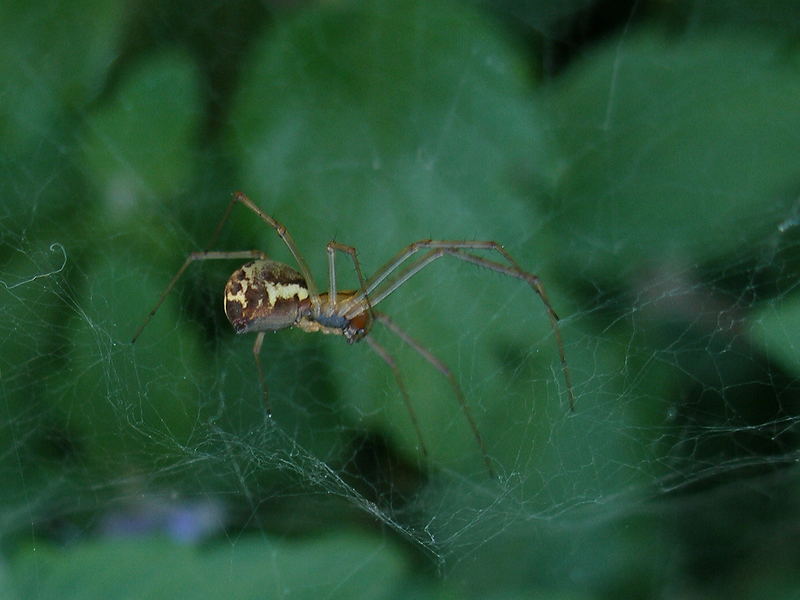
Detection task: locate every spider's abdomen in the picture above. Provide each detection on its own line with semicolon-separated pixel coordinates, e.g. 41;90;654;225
224;259;310;334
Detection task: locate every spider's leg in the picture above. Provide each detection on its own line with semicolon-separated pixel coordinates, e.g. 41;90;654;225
326;241;373;324
345;241;574;411
345;248;443;315
374;312;496;478
441;249;574;412
228;192;322;310
132;250;267;343
251;330;271;417
364;336;429;461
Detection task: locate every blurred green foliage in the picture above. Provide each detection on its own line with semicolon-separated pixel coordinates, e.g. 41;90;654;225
2;0;800;598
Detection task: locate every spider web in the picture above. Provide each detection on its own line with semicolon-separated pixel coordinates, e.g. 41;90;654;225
3;0;800;597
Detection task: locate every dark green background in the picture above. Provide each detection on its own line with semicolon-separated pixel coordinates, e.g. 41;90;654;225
3;0;800;597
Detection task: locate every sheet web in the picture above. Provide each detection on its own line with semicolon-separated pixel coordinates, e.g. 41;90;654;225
3;0;800;596
7;177;799;573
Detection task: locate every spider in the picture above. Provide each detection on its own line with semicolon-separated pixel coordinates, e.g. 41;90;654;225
132;192;574;477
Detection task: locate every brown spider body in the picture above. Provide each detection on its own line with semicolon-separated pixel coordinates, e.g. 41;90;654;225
133;192;574;477
224;259;371;342
224;260;310;333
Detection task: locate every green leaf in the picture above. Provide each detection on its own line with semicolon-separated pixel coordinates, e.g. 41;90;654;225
80;50;201;203
0;0;125;157
546;30;800;278
7;533;409;600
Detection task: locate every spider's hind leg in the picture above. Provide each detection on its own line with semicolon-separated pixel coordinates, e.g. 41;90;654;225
364;336;429;462
441;248;574;412
373;312;496;478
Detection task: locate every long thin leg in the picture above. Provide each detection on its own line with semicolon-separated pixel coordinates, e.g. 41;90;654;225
326;241;374;324
342;241;575;410
364;336;429;460
131;250;267;343
374;312;496;478
251;331;271;417
222;192;321;308
442;249;574;412
363;247;560;350
348;248;443;313
346;241;512;307
345;241;555;320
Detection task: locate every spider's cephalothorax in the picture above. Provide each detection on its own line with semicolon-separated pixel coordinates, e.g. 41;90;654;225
303;295;372;343
224;259;372;343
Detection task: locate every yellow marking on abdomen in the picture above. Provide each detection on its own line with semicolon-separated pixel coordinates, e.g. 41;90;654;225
264;282;309;307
